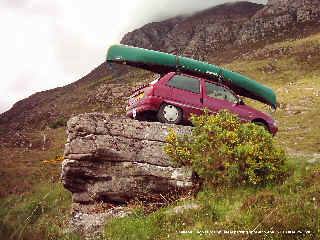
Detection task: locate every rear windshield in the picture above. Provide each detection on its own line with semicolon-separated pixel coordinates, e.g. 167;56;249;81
167;74;200;94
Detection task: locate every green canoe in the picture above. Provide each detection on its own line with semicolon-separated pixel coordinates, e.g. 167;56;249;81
106;44;277;108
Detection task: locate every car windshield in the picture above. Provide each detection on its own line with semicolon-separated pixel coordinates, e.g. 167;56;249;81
205;81;238;103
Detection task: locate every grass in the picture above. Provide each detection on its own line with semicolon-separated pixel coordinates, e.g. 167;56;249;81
102;156;320;240
0;127;67;196
0;182;78;240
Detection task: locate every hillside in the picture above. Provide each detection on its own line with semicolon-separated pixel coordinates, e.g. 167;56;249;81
0;0;320;239
121;0;320;60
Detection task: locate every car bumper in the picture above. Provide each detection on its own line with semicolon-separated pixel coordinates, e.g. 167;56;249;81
126;96;162;118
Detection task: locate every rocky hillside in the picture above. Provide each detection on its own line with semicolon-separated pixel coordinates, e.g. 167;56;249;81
121;0;320;60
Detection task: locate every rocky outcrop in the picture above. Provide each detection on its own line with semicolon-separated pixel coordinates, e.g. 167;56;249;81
255;0;320;22
64;206;132;239
120;0;320;60
238;0;320;44
120;17;185;52
61;113;195;212
61;112;197;238
121;1;263;60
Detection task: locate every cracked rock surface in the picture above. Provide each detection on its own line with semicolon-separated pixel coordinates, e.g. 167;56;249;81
61;113;195;207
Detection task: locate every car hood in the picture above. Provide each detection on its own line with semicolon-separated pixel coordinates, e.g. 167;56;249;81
237;104;274;123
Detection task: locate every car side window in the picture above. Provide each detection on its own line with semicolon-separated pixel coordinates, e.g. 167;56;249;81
167;74;200;94
205;81;238;103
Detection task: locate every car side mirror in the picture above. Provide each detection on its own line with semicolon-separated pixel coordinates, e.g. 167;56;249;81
270;105;276;113
237;98;245;105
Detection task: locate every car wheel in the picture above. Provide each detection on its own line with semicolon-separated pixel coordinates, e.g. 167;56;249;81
157;104;183;124
253;121;269;132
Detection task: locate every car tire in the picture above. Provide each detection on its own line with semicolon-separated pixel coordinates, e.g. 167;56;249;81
157;104;183;124
253;121;269;132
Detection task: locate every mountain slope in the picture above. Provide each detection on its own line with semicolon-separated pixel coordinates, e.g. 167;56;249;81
121;0;320;60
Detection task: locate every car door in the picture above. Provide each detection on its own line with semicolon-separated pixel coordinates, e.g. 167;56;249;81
165;73;204;118
153;72;176;100
203;81;247;120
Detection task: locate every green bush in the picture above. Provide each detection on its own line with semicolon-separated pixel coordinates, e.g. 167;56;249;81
48;118;67;129
164;109;287;186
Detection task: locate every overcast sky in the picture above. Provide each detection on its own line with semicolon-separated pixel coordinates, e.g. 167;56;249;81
0;0;267;114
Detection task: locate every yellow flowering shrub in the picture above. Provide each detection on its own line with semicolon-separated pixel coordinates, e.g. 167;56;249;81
43;155;65;164
164;109;287;186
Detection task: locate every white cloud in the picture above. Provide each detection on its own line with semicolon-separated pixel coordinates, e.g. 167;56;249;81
0;0;267;114
0;4;67;111
122;0;267;26
0;0;27;8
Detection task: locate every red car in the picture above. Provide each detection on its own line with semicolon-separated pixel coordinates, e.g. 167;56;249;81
126;72;278;135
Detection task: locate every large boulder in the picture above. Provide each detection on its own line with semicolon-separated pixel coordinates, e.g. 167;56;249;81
61;113;195;211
